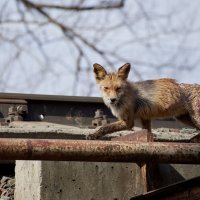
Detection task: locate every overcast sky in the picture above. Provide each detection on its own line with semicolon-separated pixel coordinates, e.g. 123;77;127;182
0;0;200;96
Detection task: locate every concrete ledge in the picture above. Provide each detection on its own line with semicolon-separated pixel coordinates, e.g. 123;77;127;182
0;121;198;141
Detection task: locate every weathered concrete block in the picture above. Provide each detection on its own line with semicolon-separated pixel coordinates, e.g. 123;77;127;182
15;161;143;200
15;161;42;200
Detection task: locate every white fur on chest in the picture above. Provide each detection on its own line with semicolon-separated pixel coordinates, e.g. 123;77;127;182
110;105;124;119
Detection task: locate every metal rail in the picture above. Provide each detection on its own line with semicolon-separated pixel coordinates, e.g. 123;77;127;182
0;92;112;126
0;92;103;102
0;138;199;163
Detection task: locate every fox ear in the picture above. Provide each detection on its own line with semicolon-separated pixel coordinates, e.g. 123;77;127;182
117;63;131;80
93;63;107;83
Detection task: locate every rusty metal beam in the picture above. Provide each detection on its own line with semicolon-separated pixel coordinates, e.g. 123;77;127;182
130;176;200;200
0;139;199;163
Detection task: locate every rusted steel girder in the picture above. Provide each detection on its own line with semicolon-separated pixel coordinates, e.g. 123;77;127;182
0;138;199;163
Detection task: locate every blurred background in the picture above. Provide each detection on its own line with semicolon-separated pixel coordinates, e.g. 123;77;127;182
0;0;200;96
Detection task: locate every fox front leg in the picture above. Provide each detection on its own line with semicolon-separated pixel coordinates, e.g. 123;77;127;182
86;120;133;140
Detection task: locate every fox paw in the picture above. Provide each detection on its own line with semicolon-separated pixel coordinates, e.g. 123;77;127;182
86;134;98;140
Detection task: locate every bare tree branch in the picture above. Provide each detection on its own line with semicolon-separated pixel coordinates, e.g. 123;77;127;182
19;0;125;11
0;0;199;95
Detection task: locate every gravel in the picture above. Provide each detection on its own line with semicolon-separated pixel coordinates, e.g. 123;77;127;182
0;177;15;200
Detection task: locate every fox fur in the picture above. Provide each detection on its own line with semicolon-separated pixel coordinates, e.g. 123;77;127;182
87;63;200;140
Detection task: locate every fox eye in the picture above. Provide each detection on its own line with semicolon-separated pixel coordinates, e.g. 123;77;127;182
104;87;109;90
116;87;121;91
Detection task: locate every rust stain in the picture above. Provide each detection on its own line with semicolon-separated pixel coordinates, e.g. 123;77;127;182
0;139;198;163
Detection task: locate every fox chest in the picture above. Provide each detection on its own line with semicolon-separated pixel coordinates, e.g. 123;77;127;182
110;105;132;121
110;106;122;119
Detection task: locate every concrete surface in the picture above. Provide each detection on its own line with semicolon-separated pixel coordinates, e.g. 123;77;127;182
0;121;198;140
15;161;42;200
15;161;144;200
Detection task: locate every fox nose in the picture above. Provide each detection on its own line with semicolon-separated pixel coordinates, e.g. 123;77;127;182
110;98;117;103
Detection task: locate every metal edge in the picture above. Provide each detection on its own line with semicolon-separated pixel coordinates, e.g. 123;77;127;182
130;176;200;200
0;93;103;103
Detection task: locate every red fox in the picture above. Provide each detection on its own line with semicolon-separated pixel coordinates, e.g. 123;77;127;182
87;63;200;140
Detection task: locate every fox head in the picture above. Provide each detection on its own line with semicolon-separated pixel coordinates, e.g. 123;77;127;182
93;63;131;107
